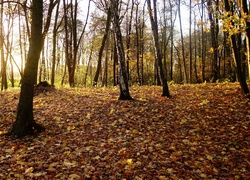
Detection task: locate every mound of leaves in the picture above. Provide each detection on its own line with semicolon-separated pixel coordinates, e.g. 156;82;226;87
34;81;55;96
0;83;249;179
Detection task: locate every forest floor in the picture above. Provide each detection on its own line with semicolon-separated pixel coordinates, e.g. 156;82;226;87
0;83;249;180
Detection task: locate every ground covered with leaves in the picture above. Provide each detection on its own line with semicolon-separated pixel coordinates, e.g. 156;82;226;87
0;83;249;179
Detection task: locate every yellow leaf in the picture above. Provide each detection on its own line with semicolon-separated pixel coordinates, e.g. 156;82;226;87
25;167;34;174
63;159;77;167
127;159;133;165
206;155;213;160
159;175;168;180
109;108;115;115
86;113;91;119
69;174;81;180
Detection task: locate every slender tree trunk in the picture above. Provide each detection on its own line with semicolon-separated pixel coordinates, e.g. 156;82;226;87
135;2;141;85
201;0;205;82
84;43;93;86
189;0;192;83
126;0;134;82
140;6;145;85
207;0;219;82
168;0;175;81
194;11;198;82
147;0;170;97
0;2;7;90
102;34;109;87
111;0;133;100
174;45;183;83
93;8;111;86
113;42;118;86
178;0;188;83
51;0;60;86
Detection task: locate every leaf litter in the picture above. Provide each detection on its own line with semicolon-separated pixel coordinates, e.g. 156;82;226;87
0;83;249;179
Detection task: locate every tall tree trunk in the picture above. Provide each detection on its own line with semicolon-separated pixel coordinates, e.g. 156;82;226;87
126;0;134;82
51;0;60;86
93;7;111;86
147;0;170;97
135;2;141;85
84;43;94;86
189;0;192;83
113;42;118;86
174;45;183;83
63;0;90;87
8;0;45;137
111;0;133;100
194;11;198;82
242;0;250;80
168;0;175;81
207;0;219;82
140;5;145;85
0;2;7;90
201;0;205;82
102;33;109;87
178;0;188;83
224;0;249;95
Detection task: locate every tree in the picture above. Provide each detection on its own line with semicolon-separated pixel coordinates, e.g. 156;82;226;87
0;1;7;90
241;0;250;80
8;0;45;137
51;0;61;86
177;0;188;83
223;0;249;96
63;0;90;87
125;0;134;82
110;0;133;100
147;0;170;97
93;6;112;86
189;0;192;83
207;0;219;82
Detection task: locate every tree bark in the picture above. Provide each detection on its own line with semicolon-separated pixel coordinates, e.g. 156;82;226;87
93;7;112;86
110;0;133;100
178;0;188;83
189;0;192;83
147;0;170;97
0;1;7;90
51;0;61;86
242;0;250;80
126;0;134;82
8;0;45;137
207;0;219;82
224;0;249;95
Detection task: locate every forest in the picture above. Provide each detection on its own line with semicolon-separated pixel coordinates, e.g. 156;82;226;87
0;0;250;179
0;0;249;90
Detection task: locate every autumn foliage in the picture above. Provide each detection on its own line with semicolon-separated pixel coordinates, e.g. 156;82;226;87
0;83;249;179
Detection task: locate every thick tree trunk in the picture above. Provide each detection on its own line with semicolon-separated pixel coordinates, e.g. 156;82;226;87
8;0;45;137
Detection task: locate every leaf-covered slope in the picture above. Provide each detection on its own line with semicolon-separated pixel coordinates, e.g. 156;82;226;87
0;83;249;179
